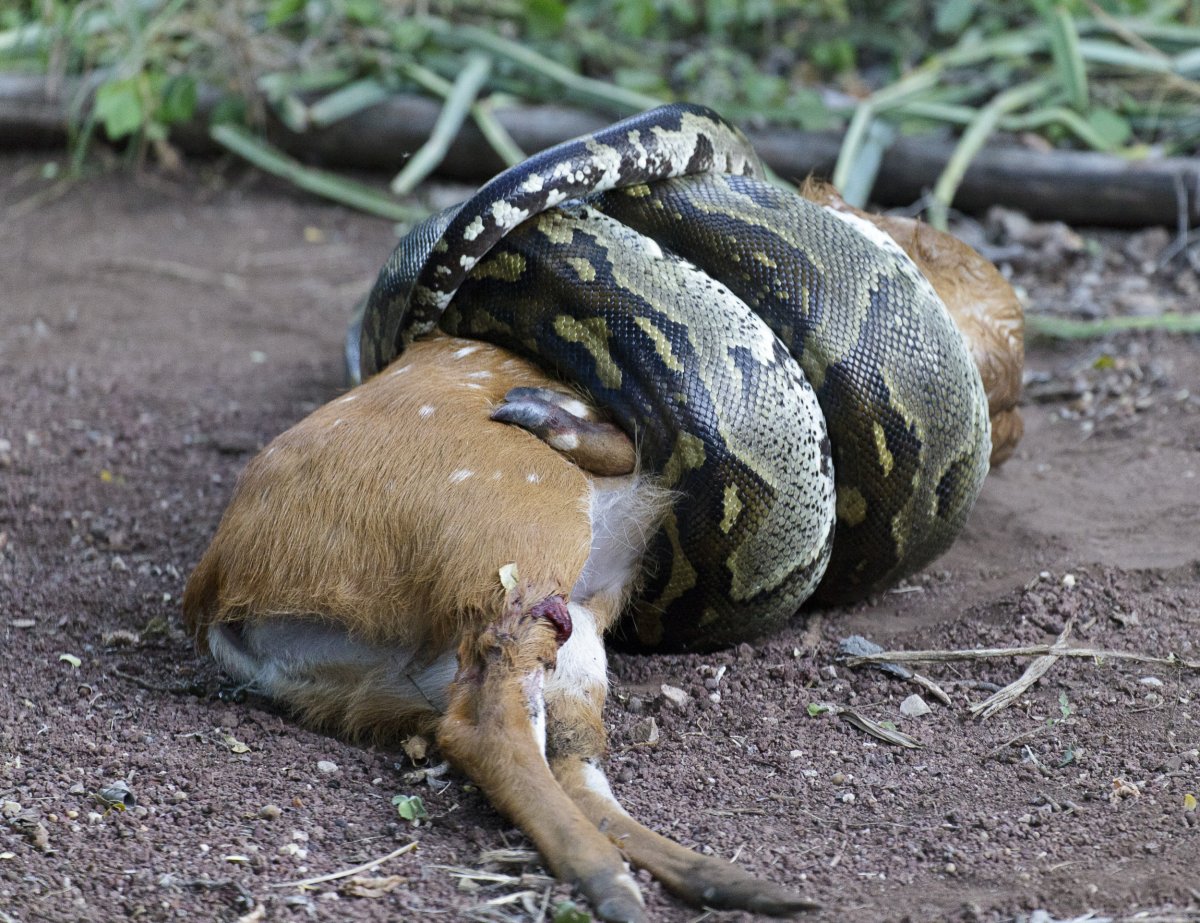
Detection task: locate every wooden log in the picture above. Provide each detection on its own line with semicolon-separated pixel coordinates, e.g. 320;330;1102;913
2;73;1196;227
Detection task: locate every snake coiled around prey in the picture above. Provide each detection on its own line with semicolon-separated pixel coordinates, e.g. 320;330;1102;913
350;103;992;652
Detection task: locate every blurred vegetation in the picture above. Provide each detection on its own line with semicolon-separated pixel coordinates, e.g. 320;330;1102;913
2;0;1199;221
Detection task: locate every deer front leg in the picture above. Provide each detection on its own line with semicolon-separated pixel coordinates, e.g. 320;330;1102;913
435;589;646;923
544;597;818;917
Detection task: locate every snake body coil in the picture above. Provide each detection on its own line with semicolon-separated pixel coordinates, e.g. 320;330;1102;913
355;103;991;652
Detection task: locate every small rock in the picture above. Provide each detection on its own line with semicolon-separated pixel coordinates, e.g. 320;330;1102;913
316;760;339;774
841;793;856;804
1;802;21;818
631;717;660;746
1061;573;1076;589
900;694;932;718
626;695;645;714
68;782;85;796
1139;676;1164;688
831;772;846;785
659;684;689;708
788;750;803;760
171;790;189;804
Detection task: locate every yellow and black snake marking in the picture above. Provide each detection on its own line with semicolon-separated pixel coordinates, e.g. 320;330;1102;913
352;103;991;652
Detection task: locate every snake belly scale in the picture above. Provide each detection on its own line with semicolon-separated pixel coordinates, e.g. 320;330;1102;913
354;103;992;652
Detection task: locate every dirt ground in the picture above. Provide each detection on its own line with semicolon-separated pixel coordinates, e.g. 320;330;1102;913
2;150;1198;923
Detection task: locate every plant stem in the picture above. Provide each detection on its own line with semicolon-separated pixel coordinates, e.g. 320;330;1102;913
210;123;425;222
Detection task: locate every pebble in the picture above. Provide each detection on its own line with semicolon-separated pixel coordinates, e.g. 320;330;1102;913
1139;676;1164;688
631;717;660;746
171;790;189;803
659;684;689;708
900;694;931;718
259;804;282;820
831;772;846;785
316;760;339;774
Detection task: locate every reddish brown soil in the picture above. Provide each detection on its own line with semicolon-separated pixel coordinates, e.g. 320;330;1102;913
2;153;1198;923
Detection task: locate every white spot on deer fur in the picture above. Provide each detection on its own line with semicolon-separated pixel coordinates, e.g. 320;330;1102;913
580;759;630;815
559;397;589;419
388;364;411;377
526;472;540;483
491;470;502;480
550;432;580;451
419;405;436;418
449;469;474;483
546;604;608;711
520;669;548;760
336;393;358;404
453;345;479;359
466;383;484;390
331;418;345;427
462;215;486;241
466;370;491;378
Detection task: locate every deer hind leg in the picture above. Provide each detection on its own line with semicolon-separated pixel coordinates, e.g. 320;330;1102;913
490;386;636;477
435;588;647;923
203;617;457;739
544;594;818;917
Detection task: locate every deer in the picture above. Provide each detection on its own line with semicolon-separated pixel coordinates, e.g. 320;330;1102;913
183;192;1023;921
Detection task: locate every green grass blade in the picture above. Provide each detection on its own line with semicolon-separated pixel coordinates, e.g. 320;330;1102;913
928;80;1051;230
838;119;895;208
1046;5;1088;111
391;52;491;195
307;79;392;128
1027;312;1200;339
419;16;664;113
210;123;425;222
471;96;526;168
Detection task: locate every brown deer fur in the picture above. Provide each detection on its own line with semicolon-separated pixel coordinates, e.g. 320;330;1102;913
184;334;809;921
798;178;1025;465
185;196;1023;919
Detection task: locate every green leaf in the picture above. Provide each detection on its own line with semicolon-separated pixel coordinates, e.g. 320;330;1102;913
341;0;380;25
525;0;567;39
552;900;593;923
1085;107;1131;148
807;702;831;717
266;0;304;27
935;0;976;35
209;95;247;127
391;794;429;823
95;78;144;140
160;74;198;125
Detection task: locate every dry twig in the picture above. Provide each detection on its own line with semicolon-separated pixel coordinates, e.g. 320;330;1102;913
272;841;418;889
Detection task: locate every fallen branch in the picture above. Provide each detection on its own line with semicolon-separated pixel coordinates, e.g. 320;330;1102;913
4;73;1198;227
969;620;1072;719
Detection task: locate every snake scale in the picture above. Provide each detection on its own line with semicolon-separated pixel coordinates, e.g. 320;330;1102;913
351;103;992;652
